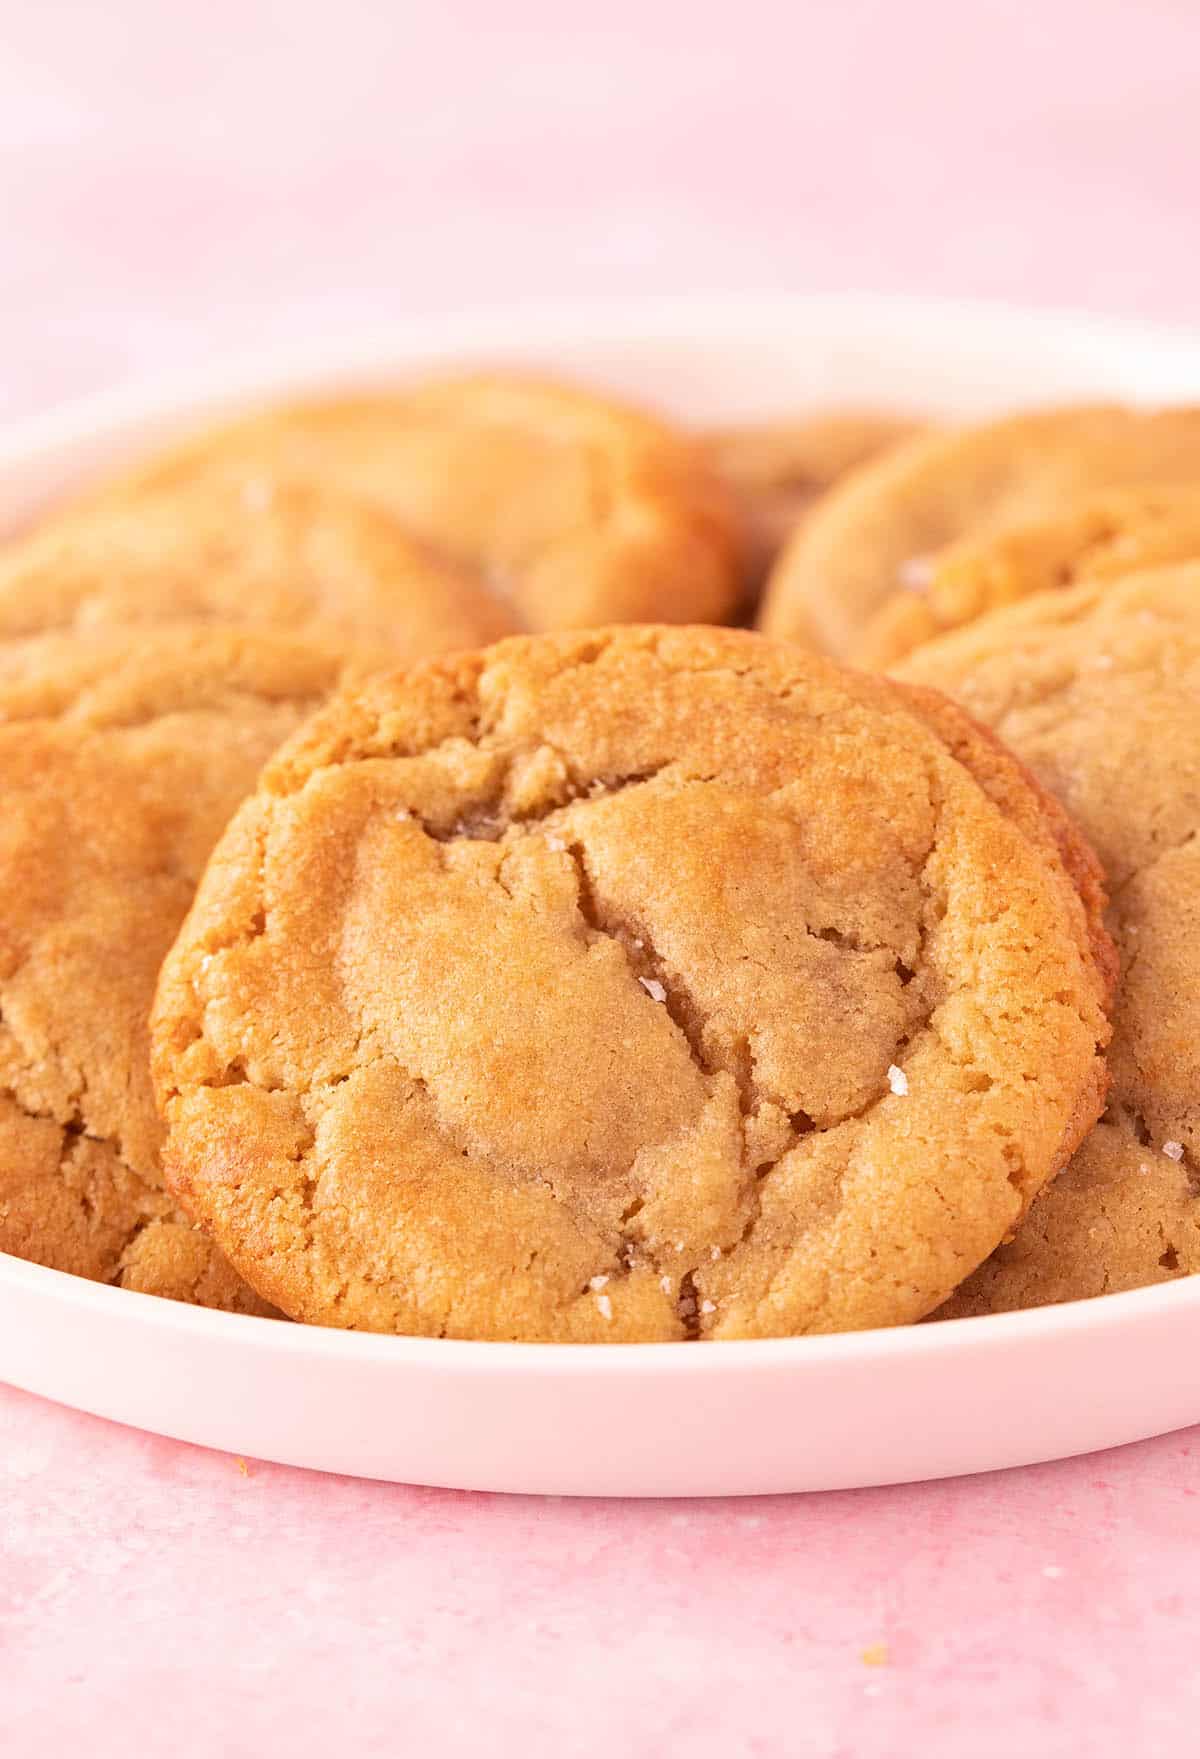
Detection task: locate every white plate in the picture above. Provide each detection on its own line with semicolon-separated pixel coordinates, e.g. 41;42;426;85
3;294;1200;1497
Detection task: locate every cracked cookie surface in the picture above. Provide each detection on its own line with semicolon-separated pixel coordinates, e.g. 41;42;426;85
0;624;368;1312
152;625;1112;1340
2;476;516;654
760;403;1200;657
856;483;1200;668
898;567;1200;1313
65;375;742;632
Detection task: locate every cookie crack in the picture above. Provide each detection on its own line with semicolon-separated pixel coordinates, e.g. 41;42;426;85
0;1070;174;1273
0;1003;115;1158
261;629;865;795
194;814;273;968
293;1023;712;1333
1110;823;1200;901
414;761;674;845
271;641;728;804
731;841;946;1329
560;833;882;1139
558;834;937;1330
0;990;184;1274
1107;1100;1200;1193
296;1058;657;1329
563;839;729;1099
0;1080;95;1145
561;845;762;1317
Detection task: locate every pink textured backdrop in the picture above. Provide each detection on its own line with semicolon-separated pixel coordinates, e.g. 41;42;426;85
4;4;1200;1754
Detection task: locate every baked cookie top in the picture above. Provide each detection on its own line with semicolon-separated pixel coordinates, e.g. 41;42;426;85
1;477;516;654
898;568;1200;1313
857;482;1200;668
152;625;1111;1341
759;403;1200;656
66;375;742;632
705;410;921;596
0;624;365;1312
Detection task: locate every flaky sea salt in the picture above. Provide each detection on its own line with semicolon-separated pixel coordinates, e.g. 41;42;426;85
710;1245;722;1260
700;1299;716;1315
588;1274;609;1291
887;1064;909;1096
640;977;667;1003
545;833;566;852
1163;1140;1186;1162
596;1293;613;1320
660;1276;673;1295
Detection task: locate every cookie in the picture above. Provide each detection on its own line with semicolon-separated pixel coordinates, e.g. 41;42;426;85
706;411;922;597
760;404;1200;656
0;624;367;1312
897;567;1200;1313
857;483;1200;667
0;477;515;653
66;375;742;631
151;626;1112;1341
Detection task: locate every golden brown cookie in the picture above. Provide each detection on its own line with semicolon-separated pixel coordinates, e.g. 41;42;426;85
0;624;368;1312
66;376;742;631
760;404;1200;657
706;411;922;600
897;567;1200;1313
151;626;1111;1341
857;482;1200;668
0;477;515;653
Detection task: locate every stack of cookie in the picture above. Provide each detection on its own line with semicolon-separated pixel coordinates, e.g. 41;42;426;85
1;375;1194;1339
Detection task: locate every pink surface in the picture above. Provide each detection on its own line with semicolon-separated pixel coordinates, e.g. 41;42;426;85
4;3;1200;1752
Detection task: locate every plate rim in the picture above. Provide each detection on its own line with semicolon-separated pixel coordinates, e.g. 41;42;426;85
7;288;1200;468
6;1237;1200;1375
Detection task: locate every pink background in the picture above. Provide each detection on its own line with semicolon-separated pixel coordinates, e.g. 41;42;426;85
4;3;1200;1753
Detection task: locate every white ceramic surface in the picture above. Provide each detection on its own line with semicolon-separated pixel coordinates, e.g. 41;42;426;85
2;294;1199;1497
